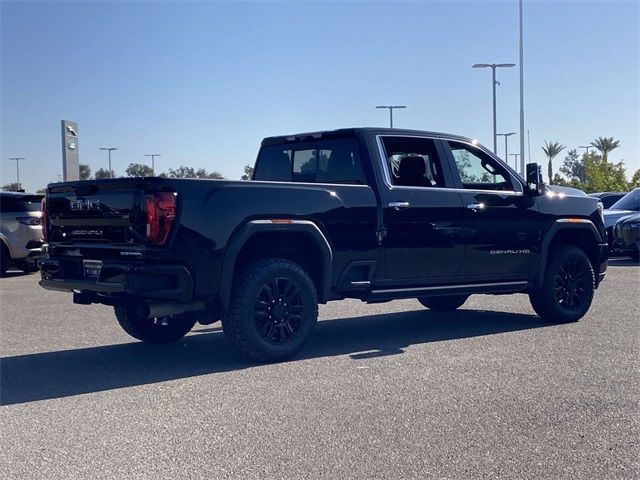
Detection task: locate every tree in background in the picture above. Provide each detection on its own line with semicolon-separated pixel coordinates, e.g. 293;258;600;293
542;140;565;184
630;169;640;189
241;164;254;180
582;155;629;193
161;166;224;179
590;137;620;163
95;168;116;179
79;164;92;180
2;182;22;192
559;149;585;185
125;163;154;177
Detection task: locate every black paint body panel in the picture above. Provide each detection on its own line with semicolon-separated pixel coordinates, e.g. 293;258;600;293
41;128;608;307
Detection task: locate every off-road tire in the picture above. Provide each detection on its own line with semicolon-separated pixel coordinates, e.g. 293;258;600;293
222;258;318;363
114;306;197;343
529;245;595;323
418;294;469;311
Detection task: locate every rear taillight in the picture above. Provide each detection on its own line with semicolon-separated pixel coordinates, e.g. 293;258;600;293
41;197;47;242
146;192;177;245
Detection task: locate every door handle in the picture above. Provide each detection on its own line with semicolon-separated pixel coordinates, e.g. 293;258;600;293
389;201;411;209
466;203;485;210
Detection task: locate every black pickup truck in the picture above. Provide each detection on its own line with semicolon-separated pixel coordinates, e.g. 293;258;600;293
40;128;609;361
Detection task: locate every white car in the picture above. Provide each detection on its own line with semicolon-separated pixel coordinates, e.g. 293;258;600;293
0;192;44;276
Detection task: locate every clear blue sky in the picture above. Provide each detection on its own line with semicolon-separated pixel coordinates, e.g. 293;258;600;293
1;0;638;192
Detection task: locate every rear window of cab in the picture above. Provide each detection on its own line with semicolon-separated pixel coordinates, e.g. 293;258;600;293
253;139;366;185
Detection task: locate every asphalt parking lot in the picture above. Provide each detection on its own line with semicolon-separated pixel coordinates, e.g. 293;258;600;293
1;259;638;480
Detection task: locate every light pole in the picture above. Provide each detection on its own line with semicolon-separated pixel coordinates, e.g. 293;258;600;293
519;0;525;175
509;153;520;170
99;147;117;178
8;157;25;189
375;105;406;128
579;145;593;156
472;63;515;154
497;132;516;161
144;154;161;175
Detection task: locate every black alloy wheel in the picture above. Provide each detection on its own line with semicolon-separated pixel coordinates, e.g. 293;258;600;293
254;277;305;344
529;245;595;323
222;258;318;362
553;257;589;309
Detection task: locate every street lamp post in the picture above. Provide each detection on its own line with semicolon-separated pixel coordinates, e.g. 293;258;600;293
578;145;593;156
497;132;516;161
99;147;117;178
519;0;525;176
472;63;515;154
144;154;161;175
8;157;25;189
509;153;520;170
375;105;406;128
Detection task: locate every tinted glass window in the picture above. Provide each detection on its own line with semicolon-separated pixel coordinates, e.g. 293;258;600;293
447;141;513;191
600;195;624;209
253;147;293;181
292;149;317;183
381;137;446;188
610;189;639;211
0;195;42;212
254;139;365;184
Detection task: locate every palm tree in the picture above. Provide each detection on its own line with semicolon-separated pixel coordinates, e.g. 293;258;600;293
590;137;620;162
542;140;566;184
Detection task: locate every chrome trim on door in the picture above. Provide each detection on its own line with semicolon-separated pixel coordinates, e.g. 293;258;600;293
388;201;410;209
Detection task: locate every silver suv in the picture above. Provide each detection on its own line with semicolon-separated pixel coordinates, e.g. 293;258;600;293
0;192;44;276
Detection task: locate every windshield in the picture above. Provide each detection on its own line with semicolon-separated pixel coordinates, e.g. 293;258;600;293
610;189;639;211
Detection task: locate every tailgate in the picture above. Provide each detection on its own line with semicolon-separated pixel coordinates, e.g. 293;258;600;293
47;180;147;244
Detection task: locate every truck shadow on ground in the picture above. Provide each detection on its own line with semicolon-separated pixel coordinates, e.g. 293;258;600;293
1;309;548;406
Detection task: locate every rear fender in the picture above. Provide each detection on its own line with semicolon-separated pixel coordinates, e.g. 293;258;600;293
219;219;333;309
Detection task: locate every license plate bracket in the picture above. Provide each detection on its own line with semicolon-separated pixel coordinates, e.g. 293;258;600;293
83;260;102;279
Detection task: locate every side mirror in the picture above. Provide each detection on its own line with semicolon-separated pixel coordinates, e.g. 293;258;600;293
525;163;544;195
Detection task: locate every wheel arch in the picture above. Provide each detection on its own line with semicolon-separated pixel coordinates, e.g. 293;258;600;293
219;220;333;310
536;220;603;288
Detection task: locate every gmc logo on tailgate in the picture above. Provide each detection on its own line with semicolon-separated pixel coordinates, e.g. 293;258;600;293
70;199;101;211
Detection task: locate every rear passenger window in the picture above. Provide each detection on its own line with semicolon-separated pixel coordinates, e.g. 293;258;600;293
381;137;446;188
254;139;365;184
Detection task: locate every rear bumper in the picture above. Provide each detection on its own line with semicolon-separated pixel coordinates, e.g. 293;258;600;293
39;258;194;302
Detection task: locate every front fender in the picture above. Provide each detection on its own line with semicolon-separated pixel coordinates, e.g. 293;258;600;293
536;219;608;289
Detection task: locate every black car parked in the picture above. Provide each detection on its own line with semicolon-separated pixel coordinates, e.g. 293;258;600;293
613;213;640;260
39;128;609;362
589;191;627;209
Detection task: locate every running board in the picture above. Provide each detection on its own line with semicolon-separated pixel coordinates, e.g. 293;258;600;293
367;281;529;302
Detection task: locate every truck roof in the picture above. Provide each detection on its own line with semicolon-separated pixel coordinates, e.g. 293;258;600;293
261;127;475;147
